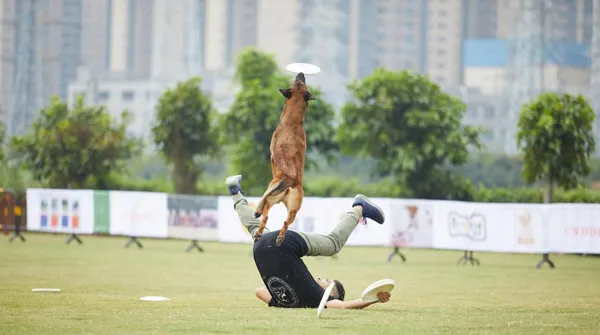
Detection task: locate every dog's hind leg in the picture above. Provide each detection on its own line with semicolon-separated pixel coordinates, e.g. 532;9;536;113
277;185;304;247
254;178;286;218
253;201;271;243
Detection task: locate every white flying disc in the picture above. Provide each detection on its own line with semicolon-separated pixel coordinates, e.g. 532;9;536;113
140;296;171;302
316;282;335;318
361;279;395;303
286;63;321;75
32;288;61;293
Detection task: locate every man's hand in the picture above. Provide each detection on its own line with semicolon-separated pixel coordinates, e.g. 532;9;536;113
376;291;391;303
326;291;392;310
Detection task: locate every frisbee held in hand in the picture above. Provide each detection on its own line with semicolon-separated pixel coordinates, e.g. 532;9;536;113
361;279;395;303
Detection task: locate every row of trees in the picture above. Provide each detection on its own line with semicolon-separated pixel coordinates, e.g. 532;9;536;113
0;47;597;204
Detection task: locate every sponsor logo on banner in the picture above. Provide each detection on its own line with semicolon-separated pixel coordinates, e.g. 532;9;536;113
447;212;486;241
40;195;80;230
167;195;218;241
516;210;535;245
546;206;600;253
564;227;600;236
27;189;95;234
392;205;433;247
561;224;600;246
109;191;168;238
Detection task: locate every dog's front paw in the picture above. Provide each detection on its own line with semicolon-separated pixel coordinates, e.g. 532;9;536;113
253;233;262;243
276;236;285;247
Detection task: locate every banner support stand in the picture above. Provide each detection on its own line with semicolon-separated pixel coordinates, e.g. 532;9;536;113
8;231;25;242
185;240;204;253
536;253;555;269
387;247;406;263
457;250;479;266
65;233;83;245
125;236;143;249
8;219;25;243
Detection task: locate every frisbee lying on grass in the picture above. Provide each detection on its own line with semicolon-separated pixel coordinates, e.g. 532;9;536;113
31;288;61;293
361;279;395;303
286;63;321;75
140;296;171;302
316;282;335;318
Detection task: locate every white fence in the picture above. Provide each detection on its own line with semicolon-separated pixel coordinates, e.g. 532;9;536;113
23;188;600;256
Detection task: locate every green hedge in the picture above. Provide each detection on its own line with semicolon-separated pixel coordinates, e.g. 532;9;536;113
473;186;600;203
195;177;600;203
5;170;600;204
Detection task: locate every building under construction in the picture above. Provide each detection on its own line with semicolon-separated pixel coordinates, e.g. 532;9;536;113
0;0;81;137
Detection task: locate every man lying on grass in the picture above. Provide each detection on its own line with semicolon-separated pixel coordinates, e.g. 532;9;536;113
226;175;392;309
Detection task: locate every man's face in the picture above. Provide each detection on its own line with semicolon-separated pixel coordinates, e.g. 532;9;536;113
316;277;338;298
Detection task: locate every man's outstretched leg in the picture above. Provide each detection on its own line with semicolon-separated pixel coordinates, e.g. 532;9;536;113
298;195;385;257
226;175;269;239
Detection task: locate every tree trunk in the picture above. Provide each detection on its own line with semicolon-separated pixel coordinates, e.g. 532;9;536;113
172;156;198;195
543;174;553;204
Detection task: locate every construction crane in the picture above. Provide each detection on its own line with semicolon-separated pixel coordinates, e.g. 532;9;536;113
503;0;544;155
185;0;205;76
10;0;44;136
503;0;566;155
590;0;600;152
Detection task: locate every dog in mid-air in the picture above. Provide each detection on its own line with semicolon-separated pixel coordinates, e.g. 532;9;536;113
252;72;315;246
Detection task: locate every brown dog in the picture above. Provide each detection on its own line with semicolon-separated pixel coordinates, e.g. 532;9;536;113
253;72;315;246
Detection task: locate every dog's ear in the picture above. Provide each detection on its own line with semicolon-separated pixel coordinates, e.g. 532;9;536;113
279;88;292;99
304;91;316;101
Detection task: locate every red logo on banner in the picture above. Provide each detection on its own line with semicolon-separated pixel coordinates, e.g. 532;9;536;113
564;227;600;237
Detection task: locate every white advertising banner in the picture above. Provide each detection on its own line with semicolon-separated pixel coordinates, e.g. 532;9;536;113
25;187;600;255
387;199;436;248
167;195;219;241
217;196;332;243
315;197;392;246
432;201;550;253
546;204;600;254
217;195;391;246
26;188;95;234
109;191;168;238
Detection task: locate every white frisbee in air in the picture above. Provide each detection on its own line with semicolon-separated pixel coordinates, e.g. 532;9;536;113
286;63;321;75
316;282;335;318
361;279;395;303
140;296;171;302
31;288;61;293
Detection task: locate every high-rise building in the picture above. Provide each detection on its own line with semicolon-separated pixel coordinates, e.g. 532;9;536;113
350;0;464;88
0;0;16;128
425;0;465;88
80;0;109;75
464;0;498;39
466;0;593;42
4;0;83;135
81;0;152;79
462;0;595;155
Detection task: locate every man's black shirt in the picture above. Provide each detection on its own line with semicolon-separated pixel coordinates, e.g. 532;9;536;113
253;230;335;308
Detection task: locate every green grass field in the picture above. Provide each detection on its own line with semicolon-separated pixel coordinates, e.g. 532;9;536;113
1;233;600;335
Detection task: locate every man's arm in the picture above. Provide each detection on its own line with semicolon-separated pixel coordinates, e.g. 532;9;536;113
325;299;377;309
325;292;391;310
255;287;271;304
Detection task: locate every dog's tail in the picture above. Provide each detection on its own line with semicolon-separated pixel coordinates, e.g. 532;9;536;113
254;179;288;218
